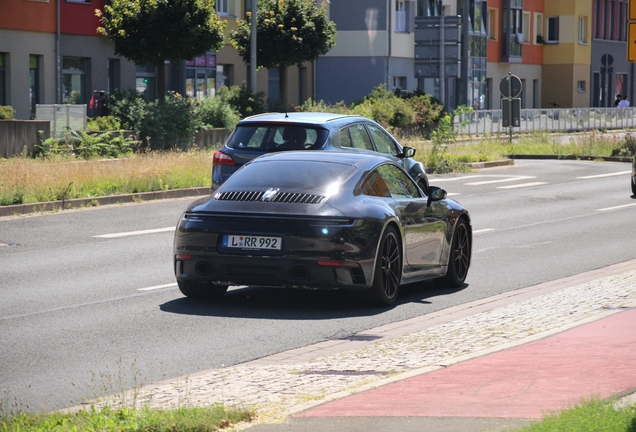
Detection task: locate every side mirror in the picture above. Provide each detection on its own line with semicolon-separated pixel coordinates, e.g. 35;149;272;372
401;146;416;158
427;186;447;206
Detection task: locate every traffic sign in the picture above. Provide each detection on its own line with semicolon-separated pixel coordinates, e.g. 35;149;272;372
499;74;522;98
629;23;636;62
631;0;636;21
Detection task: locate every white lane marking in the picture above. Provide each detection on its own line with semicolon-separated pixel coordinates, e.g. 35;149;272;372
473;228;495;234
465;176;536;186
93;227;175;238
447;192;461;197
577;171;631;179
597;202;636;212
138;283;178;291
497;182;548;189
430;175;491;182
474;241;554;254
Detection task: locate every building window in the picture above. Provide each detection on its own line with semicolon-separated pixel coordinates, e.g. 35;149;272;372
619;0;627;41
522;12;530;44
136;64;156;100
393;76;407;90
534;13;544;44
395;0;407;32
186;53;216;99
417;0;441;17
510;6;523;55
298;66;306;105
62;57;87;104
547;16;559;43
108;59;120;95
217;0;229;15
268;67;280;103
487;8;498;40
216;64;231;90
577;81;587;92
609;0;616;40
29;55;40;118
594;0;603;39
578;16;588;43
0;53;5;106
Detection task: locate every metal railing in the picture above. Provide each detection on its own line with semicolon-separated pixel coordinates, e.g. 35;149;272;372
454;107;636;136
35;104;87;137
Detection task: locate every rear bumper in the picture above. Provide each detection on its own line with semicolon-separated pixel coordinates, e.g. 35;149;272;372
174;255;373;291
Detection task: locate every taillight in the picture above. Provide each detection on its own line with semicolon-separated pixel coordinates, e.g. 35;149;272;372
213;151;236;166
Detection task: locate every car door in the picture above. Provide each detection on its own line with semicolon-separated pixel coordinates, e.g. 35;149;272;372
376;164;446;269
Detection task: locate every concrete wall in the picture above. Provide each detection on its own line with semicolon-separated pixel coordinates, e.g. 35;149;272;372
0;120;51;158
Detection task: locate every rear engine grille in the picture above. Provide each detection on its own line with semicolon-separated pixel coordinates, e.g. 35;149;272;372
216;191;326;204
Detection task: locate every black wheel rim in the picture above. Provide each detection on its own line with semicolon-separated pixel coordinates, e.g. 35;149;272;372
381;233;401;299
452;223;470;281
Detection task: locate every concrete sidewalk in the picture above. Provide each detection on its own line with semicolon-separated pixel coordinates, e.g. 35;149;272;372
83;259;636;431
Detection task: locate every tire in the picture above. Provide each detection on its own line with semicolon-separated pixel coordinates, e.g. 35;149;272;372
441;219;471;287
360;226;402;307
177;280;228;299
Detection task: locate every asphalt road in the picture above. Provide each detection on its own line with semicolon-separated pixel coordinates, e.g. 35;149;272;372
1;159;634;413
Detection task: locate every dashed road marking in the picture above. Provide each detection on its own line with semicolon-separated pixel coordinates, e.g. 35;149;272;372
93;227;175;238
577;171;631;179
137;283;178;291
597;202;636;212
473;228;495;234
464;176;536;186
497;182;548;189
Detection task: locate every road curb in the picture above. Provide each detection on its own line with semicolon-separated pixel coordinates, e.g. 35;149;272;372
0;186;211;218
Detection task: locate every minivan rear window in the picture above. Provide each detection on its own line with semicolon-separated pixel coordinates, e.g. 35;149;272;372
227;124;329;151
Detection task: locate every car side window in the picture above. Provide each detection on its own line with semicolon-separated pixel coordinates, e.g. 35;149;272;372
376;164;421;199
367;124;400;156
339;127;353;148
360;171;391;197
348;124;374;151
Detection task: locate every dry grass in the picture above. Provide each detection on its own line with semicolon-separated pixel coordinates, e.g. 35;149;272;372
0;150;213;206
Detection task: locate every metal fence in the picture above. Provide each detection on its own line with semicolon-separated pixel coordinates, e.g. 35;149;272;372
454;107;636;137
35;104;87;137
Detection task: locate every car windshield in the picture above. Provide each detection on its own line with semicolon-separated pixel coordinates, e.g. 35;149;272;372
223;160;356;195
227;124;329;152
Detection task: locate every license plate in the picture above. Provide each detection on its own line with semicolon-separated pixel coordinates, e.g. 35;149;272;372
223;235;282;250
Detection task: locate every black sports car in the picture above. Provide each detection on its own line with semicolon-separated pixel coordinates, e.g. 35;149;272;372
174;152;471;307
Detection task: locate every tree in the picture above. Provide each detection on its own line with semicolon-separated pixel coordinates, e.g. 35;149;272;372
97;0;225;101
230;0;336;106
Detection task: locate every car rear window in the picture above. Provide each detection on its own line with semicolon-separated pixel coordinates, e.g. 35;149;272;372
227;124;329;152
223;160;356;194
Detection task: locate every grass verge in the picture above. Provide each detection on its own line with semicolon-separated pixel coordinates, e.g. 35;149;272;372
0;404;255;432
515;397;636;431
1;131;634;207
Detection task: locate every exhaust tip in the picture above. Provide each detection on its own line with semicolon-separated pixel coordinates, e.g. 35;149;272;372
195;261;212;275
289;266;310;280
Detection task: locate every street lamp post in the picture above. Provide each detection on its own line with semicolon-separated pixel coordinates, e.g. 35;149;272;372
249;0;257;92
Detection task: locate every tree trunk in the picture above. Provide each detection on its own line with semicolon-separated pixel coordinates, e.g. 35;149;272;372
279;63;287;109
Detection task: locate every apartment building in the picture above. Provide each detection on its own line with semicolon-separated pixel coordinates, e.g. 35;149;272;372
0;0;313;120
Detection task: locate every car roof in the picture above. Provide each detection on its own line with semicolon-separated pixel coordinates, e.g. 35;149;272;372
238;112;367;126
251;149;394;167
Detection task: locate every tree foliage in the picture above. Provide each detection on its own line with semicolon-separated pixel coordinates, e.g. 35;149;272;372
97;0;225;100
230;0;336;105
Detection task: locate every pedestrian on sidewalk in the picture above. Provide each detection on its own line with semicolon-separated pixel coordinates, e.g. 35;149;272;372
618;95;630;108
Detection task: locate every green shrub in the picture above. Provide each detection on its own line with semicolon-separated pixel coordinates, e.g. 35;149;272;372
218;84;267;118
34;130;137;159
87;116;122;131
199;95;240;129
351;85;415;130
0;106;16;120
298;98;352;115
406;93;445;137
137;93;199;150
107;89;147;131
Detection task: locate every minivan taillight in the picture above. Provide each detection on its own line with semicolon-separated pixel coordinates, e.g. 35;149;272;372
213;151;236;166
